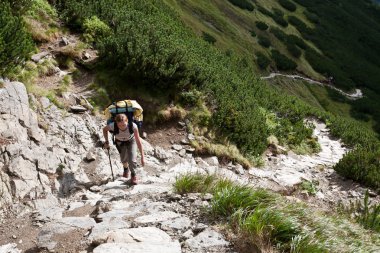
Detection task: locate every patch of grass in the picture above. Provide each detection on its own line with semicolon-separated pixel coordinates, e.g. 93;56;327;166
291;137;321;155
37;58;58;76
300;180;318;195
173;173;217;194
340;190;380;232
158;106;187;122
56;75;73;96
46;91;64;109
174;174;380;252
212;185;277;216
191;140;252;168
24;0;59;43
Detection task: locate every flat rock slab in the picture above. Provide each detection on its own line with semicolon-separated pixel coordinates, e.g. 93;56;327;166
134;211;181;224
0;243;21;253
89;218;130;245
38;217;96;251
97;227;173;244
161;216;192;231
129;185;171;195
185;228;229;249
93;241;181;253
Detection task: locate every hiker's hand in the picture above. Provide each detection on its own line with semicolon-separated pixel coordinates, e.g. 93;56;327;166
103;141;110;150
141;156;145;167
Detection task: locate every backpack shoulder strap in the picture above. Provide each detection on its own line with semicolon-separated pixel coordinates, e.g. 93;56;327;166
128;120;133;135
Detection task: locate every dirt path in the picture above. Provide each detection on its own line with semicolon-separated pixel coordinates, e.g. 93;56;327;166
261;72;363;100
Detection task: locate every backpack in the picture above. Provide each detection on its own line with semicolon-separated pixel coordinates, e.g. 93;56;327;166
104;99;143;144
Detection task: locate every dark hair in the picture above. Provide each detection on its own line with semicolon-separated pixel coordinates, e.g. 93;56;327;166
115;114;127;122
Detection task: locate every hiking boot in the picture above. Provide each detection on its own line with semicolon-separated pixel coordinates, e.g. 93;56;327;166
131;176;137;185
123;168;129;178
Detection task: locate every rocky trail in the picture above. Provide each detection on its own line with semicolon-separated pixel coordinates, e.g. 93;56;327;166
0;79;378;253
0;34;378;253
261;73;363;100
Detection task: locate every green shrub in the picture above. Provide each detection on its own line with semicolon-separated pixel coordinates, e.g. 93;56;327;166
271;49;297;71
286;34;308;49
304;10;319;24
258;35;271;48
286;44;302;58
256;52;271;69
255;21;268;31
334;147;380;189
250;30;256;37
279;0;297;12
202;31;217;44
0;2;34;76
179;89;202;106
271;27;287;41
227;0;254;11
83;16;111;44
257;6;273;17
271;8;288;27
1;0;32;15
288;15;312;35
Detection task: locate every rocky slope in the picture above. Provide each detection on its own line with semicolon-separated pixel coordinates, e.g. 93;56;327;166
0;81;378;252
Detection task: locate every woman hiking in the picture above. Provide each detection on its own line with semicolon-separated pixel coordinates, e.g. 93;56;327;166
102;114;144;184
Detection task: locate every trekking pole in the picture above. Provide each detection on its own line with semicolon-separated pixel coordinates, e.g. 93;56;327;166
107;149;115;181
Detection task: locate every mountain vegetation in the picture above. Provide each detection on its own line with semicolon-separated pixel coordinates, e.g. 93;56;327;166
0;0;379;190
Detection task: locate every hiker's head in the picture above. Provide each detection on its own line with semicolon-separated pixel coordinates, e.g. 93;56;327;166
115;114;128;127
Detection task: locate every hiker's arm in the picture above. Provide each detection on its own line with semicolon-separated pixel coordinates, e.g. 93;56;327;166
134;128;145;166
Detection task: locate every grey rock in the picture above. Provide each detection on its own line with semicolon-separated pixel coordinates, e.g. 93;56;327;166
203;156;219;166
0;243;21;253
40;97;51;109
60;36;70;46
38;217;96;251
31;52;49;63
172;144;182;151
90;186;102;192
82;52;91;60
135;211;181;224
315;191;325;199
193;223;208;233
86;150;97;162
202;193;213;201
187;134;195;141
93;241;181;253
234;164;245;175
179;149;186;157
33;206;64;223
160;216;192;231
70;105;87;113
185;228;229;249
181;229;194;240
0;82;39;129
154;147;172;161
88;218;130;245
95;227;173;245
180;138;190;145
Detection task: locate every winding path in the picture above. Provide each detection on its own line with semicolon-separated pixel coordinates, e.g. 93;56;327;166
261;73;363;100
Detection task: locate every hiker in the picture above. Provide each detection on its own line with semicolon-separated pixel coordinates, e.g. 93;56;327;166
102;114;144;184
